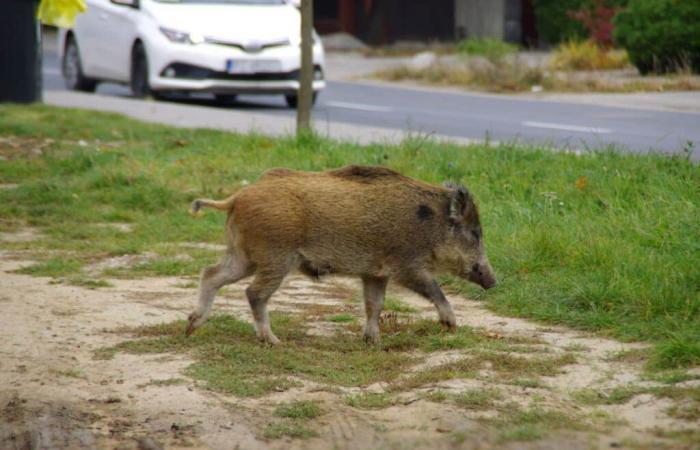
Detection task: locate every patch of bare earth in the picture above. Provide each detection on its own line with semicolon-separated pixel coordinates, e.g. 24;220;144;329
0;229;696;449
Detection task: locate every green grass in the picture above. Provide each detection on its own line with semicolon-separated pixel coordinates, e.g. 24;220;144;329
383;297;418;313
452;388;502;410
457;38;518;61
263;421;318;440
274;400;323;419
493;406;583;443
1;104;699;370
326;313;357;323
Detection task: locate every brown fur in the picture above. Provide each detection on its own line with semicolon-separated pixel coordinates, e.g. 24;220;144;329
186;165;496;344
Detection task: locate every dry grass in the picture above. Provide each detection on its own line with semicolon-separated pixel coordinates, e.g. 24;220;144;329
550;40;630;71
374;55;700;93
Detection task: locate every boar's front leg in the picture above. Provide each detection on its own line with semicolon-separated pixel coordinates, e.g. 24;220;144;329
397;271;457;330
362;275;389;344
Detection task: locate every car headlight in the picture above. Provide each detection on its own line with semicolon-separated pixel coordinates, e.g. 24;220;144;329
160;27;204;45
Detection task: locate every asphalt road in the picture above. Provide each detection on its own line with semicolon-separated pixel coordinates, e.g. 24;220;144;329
43;52;700;157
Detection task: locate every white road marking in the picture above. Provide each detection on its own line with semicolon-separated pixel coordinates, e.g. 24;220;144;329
522;121;612;134
325;101;393;113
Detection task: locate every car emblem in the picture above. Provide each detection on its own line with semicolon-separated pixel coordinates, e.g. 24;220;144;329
244;40;263;53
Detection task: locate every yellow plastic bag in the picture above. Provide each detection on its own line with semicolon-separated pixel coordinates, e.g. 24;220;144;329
37;0;87;28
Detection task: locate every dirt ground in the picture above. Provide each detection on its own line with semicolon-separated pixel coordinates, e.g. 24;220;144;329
1;229;698;450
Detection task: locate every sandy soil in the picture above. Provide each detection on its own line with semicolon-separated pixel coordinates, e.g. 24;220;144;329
1;230;697;450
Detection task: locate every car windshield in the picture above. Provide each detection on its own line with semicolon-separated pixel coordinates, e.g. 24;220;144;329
152;0;285;4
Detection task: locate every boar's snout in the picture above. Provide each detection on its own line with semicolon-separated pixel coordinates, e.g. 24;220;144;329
467;262;497;290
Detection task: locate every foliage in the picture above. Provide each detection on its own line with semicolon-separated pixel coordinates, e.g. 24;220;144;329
457;38;517;62
614;0;700;74
533;0;627;46
550;40;629;71
567;0;622;48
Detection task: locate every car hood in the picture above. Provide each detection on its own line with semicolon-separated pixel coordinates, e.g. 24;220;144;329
145;2;300;44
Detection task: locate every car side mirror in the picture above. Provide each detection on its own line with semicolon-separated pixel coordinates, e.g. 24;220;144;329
111;0;139;8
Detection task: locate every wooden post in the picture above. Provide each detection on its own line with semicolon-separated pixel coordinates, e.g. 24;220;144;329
296;0;313;134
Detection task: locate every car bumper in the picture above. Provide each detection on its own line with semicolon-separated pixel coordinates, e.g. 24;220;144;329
148;39;325;95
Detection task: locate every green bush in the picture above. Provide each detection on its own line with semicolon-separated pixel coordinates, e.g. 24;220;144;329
533;0;587;45
457;38;518;62
614;0;700;74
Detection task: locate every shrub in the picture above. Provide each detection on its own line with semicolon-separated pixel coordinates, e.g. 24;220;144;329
550;40;629;70
533;0;628;45
457;38;517;62
533;0;588;45
568;0;622;48
614;0;700;74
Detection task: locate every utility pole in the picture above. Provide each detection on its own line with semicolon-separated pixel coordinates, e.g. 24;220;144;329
296;0;313;134
0;0;42;103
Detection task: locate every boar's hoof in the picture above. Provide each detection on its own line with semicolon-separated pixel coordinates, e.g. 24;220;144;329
439;316;457;332
186;312;204;337
256;331;281;346
363;332;380;345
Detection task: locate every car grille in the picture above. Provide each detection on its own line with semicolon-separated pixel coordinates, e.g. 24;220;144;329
161;63;323;81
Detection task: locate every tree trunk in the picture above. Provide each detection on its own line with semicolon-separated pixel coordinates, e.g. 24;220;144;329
296;0;313;134
0;0;42;103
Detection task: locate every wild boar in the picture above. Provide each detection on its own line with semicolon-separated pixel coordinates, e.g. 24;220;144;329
186;165;496;345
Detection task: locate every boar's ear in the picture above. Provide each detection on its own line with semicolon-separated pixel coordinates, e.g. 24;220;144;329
446;184;476;224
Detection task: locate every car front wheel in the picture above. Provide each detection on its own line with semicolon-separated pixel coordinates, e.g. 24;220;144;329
63;36;97;92
130;43;153;98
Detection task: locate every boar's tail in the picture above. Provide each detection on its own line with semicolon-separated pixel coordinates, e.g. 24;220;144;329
190;194;236;216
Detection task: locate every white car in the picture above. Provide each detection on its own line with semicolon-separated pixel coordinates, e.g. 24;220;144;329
58;0;325;107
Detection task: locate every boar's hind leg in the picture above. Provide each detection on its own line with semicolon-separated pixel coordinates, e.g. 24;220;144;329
362;275;388;344
397;271;457;330
245;268;288;345
186;253;253;336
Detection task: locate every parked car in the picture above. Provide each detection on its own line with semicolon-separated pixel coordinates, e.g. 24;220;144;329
58;0;325;107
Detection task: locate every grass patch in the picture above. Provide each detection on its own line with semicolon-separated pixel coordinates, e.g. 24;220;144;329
457;38;518;62
345;393;396;409
452;388;501;410
61;276;113;289
263;421;318;440
383;297;417;313
391;352;575;391
326;313;357;323
2;105;698;370
493;406;582;442
138;378;188;388
274;400;322;419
